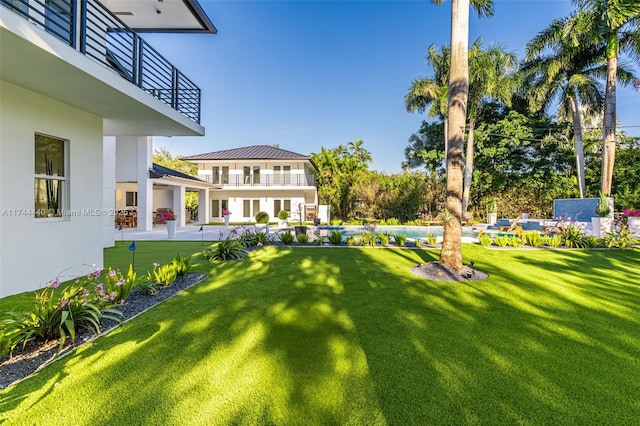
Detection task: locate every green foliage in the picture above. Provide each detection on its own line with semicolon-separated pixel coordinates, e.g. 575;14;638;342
478;233;493;246
603;226;639;249
426;233;438;246
523;232;544;247
152;147;197;175
385;217;400;225
561;224;589;248
508;236;523;247
595;192;611;217
171;253;192;276
150;263;177;286
135;279;157;295
346;236;357;245
279;231;294;245
378;232;391;245
488;199;497;213
358;232;377;247
313;236;325;245
394;234;407;247
543;235;562;247
255;231;276;245
295;233;310;244
0;270;122;357
102;265;137;304
494;236;509;247
278;210;289;220
328;230;343;245
255;211;270;224
202;239;245;262
237;232;260;248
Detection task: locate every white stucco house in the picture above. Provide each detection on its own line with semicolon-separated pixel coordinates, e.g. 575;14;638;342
0;0;216;297
182;145;328;224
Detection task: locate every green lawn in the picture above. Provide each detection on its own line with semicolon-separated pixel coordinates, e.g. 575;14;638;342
1;244;639;424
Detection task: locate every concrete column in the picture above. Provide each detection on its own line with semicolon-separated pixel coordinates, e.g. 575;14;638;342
173;185;186;227
103;136;116;247
137;137;153;231
198;188;210;224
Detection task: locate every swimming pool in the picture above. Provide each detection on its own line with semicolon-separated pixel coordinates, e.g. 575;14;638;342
316;225;478;241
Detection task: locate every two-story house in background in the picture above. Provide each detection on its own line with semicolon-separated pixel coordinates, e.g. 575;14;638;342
0;0;216;297
182;145;328;224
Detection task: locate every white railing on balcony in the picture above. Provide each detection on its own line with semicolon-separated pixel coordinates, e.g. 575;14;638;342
1;0;201;123
202;174;316;187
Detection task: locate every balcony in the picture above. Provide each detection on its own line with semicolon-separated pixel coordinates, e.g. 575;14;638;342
1;0;200;123
203;174;316;188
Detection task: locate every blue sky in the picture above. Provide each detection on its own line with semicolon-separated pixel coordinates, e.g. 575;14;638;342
148;0;639;174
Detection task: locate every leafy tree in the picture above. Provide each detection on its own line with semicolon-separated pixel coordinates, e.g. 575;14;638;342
402;121;445;178
153;148;197;175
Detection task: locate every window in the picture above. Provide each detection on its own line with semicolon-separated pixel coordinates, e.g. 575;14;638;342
212;200;219;217
34;134;66;218
212;166;220;184
273;199;290;218
125;191;137;207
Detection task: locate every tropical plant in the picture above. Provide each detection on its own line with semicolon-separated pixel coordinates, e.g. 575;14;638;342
426;233;438;246
346;236;357;246
255;211;270;224
378;232;391;245
149;263;177;286
171;253;192;276
595;191;611;216
328;230;343;245
102;265;137;304
543;234;563;247
394;234;407;247
279;231;294;245
135;279;157;295
508;236;523;247
254;231;276;245
0;272;122;357
202;239;245;262
237;232;260;248
359;232;377;247
603;225;639;248
478;233;492;246
561;224;590;248
523;232;544;247
295;233;310;244
494;235;509;247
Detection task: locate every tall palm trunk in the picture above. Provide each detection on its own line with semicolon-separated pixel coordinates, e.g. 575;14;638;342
567;95;586;198
601;53;617;196
440;0;469;272
461;117;475;218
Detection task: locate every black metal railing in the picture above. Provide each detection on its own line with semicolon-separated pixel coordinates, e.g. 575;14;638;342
203;174;316;187
1;0;201;123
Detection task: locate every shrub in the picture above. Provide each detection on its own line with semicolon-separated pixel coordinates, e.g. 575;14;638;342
171;253;192;276
359;231;377;247
150;263;177;286
0;271;122;357
202;239;245;261
278;210;289;220
543;235;562;247
394;234;407;247
279;231;294;244
562;224;589;248
414;239;423;247
255;211;270;224
328;230;343;245
135;279;157;295
313;236;325;245
595;191;611;217
102;265;137;305
255;231;276;245
295;233;310;244
385;217;400;225
494;235;509;247
238;232;259;248
604;226;639;248
478;234;492;246
378;232;391;245
346;236;357;245
426;233;437;246
523;232;544;247
508;236;523;247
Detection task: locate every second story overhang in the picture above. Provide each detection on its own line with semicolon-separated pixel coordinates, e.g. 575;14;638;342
0;0;212;136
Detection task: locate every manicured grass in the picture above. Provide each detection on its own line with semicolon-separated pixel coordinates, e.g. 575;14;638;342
1;245;639;424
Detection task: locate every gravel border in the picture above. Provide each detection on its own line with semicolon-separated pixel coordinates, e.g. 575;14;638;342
0;273;208;390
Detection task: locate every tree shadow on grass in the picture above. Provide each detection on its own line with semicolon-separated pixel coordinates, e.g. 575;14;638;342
2;246;639;424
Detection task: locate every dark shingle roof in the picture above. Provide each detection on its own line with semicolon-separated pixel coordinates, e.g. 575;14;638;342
150;163;203;182
181;145;310;161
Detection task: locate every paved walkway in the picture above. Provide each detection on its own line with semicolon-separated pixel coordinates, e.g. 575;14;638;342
114;224;269;241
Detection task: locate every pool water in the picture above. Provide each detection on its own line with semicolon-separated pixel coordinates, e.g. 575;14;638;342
316;225;477;240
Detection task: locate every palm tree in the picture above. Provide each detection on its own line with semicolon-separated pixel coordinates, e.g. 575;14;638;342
572;0;640;195
429;0;493;272
462;39;518;217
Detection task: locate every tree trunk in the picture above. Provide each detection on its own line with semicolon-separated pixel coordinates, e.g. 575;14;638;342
601;54;617;196
439;0;469;272
462;117;475;218
568;95;586;198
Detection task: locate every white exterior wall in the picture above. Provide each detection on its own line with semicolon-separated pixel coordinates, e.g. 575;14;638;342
103;136;116;247
0;81;104;297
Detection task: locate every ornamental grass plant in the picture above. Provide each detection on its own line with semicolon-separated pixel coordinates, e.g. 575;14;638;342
1;244;639;424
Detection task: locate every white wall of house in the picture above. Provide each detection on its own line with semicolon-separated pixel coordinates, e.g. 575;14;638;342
0;81;104;297
103;136;116;247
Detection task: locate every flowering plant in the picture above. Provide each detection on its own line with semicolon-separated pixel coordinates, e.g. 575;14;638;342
158;211;177;223
622;209;640;217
